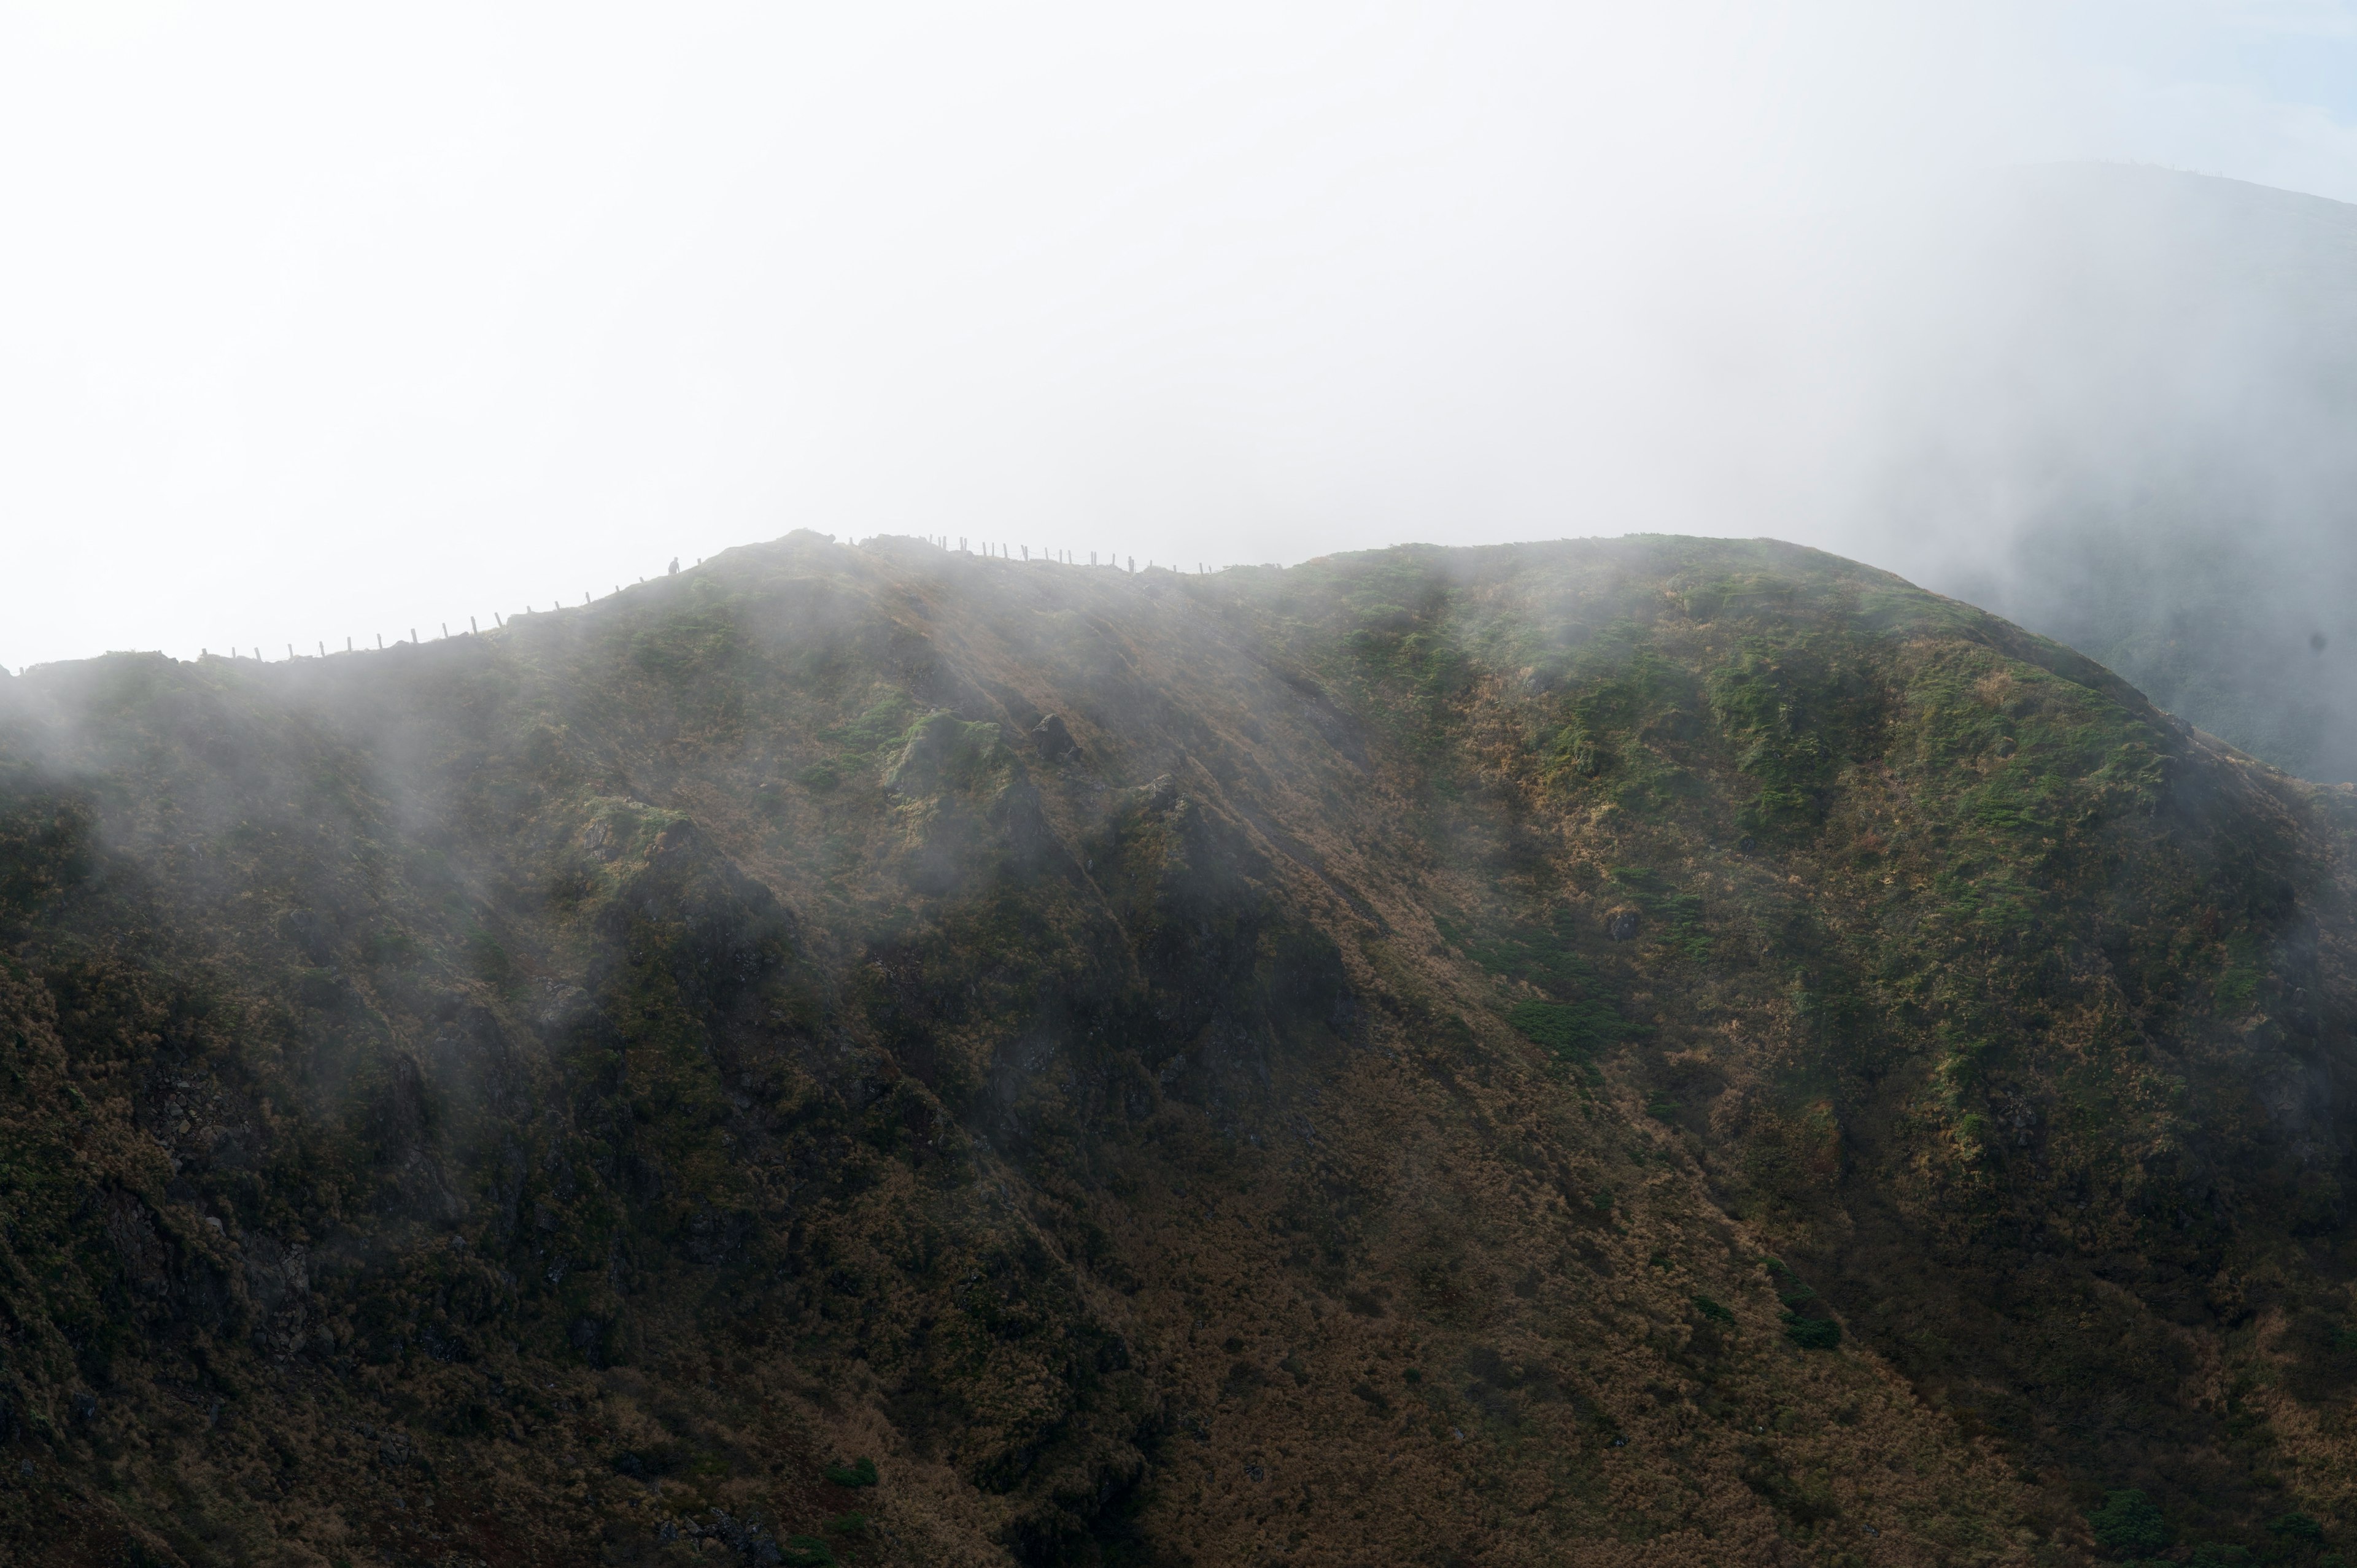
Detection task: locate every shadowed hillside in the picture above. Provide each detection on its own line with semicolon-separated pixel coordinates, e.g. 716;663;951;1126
5;533;2357;1566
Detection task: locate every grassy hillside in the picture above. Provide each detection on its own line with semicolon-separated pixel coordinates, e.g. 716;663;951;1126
4;532;2357;1566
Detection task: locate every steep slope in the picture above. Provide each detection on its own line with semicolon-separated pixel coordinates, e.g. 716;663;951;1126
2;533;2355;1567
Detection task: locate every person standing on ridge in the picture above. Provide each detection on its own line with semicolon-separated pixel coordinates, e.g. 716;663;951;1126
668;557;679;575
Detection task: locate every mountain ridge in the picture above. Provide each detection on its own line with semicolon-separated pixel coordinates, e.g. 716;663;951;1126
4;531;2356;1567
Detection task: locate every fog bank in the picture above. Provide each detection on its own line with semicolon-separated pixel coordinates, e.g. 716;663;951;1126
6;3;2357;778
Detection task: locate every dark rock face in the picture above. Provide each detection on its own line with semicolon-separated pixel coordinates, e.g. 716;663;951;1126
4;532;2357;1562
1029;712;1075;759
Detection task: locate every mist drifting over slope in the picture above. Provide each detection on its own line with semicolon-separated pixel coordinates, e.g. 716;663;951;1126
17;531;2357;1561
13;11;2357;1556
4;6;2357;779
1813;166;2357;781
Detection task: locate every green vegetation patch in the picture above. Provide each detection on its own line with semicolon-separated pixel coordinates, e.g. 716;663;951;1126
1780;1312;1840;1350
1506;998;1633;1063
1706;643;1881;838
629;594;744;681
1536;647;1711;816
1434;905;1600;996
824;1456;879;1488
2216;931;2263;1008
824;692;918;763
883;712;1010;797
2086;1488;2169;1554
1606;867;1709;960
1678;570;1802;625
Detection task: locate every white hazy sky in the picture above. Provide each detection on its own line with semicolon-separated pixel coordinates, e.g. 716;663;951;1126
6;1;2357;670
